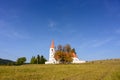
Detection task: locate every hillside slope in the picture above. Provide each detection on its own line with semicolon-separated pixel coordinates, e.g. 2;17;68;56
0;58;15;65
0;58;120;80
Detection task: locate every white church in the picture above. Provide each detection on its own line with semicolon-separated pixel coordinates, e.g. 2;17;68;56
45;40;86;64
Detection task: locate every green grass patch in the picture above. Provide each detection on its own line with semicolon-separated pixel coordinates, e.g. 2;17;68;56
0;59;120;80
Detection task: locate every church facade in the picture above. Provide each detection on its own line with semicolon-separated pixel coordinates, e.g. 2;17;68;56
45;40;86;64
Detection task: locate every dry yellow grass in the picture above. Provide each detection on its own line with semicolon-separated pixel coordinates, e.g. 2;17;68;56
0;59;120;80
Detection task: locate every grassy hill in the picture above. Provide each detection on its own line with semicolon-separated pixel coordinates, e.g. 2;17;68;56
0;58;15;65
0;59;120;80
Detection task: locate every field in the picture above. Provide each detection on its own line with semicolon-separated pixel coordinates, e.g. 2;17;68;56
0;59;120;80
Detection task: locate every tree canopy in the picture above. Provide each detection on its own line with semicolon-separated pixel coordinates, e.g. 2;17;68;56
30;55;46;64
16;57;26;65
54;44;77;64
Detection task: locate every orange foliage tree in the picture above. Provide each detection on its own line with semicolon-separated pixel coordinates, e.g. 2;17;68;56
54;44;76;64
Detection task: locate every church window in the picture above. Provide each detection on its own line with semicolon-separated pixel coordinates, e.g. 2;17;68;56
51;49;53;51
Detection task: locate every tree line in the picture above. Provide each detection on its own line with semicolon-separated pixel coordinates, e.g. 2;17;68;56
16;55;46;65
1;54;47;66
0;44;77;65
30;55;46;64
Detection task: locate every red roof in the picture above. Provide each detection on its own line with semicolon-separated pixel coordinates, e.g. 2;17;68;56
72;53;77;58
50;40;54;48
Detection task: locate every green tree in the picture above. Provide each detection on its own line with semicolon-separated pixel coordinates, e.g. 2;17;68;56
30;55;47;64
37;55;41;64
30;56;37;64
40;55;47;64
16;57;26;65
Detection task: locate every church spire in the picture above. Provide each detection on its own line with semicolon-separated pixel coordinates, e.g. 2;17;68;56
50;40;54;48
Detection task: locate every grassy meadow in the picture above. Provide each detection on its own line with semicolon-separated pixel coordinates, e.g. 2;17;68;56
0;59;120;80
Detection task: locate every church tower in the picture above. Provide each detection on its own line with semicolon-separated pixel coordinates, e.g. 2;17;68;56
45;40;56;64
49;40;56;62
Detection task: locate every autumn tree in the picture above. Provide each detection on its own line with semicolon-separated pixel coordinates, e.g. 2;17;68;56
64;44;71;53
54;44;74;64
57;44;63;51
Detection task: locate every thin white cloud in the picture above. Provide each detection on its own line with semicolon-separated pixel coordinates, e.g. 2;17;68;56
80;40;95;48
0;8;19;19
0;7;29;40
4;31;29;39
48;20;62;32
80;38;112;48
0;28;29;39
48;21;56;28
91;39;112;47
0;20;30;39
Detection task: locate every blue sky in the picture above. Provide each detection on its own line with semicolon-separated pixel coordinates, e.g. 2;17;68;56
0;0;120;62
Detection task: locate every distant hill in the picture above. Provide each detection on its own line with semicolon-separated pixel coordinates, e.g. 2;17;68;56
0;58;15;65
87;58;120;65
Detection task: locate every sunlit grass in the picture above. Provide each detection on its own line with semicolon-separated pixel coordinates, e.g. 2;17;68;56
0;59;120;80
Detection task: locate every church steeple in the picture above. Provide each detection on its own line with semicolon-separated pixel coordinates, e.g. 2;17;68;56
45;40;56;64
50;40;54;48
